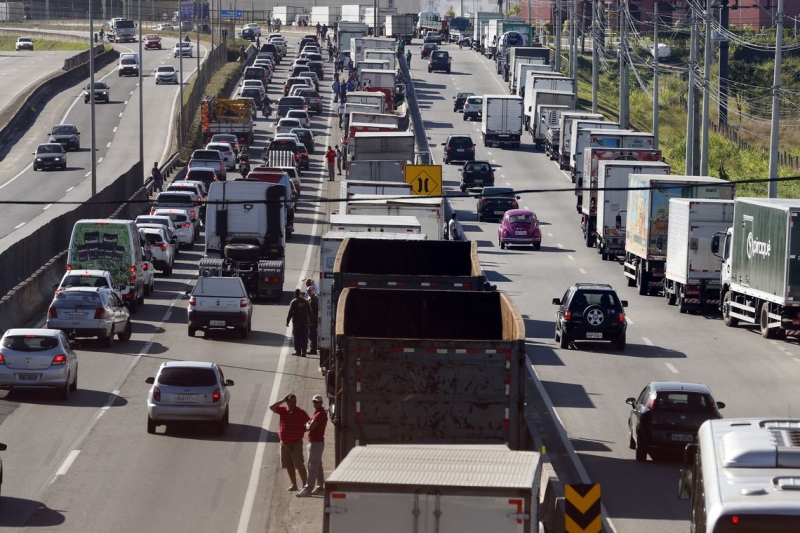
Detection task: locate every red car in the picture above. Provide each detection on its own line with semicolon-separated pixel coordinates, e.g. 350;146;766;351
143;34;162;50
498;209;542;250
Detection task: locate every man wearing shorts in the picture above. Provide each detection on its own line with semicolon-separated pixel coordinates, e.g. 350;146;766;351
269;393;311;491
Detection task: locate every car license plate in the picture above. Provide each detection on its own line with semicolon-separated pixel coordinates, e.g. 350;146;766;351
17;374;38;382
456;149;464;152
68;312;85;318
210;320;226;327
672;434;694;442
494;211;504;215
474;179;483;184
586;332;603;339
515;230;528;236
176;394;197;403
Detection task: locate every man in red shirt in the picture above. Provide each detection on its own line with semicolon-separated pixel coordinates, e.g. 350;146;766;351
297;394;328;497
269;393;311;491
325;146;336;182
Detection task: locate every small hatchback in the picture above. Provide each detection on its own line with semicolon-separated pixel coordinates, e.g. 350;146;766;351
286;109;311;129
459;160;494;191
154;65;178;84
463;96;483;121
453;92;474;112
0;329;78;399
498;209;542;250
146;361;234;435
46;287;132;347
552;283;628;350
442;135;475;164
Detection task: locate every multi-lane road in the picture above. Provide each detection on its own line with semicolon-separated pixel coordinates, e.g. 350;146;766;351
0;50;79;115
1;31;797;533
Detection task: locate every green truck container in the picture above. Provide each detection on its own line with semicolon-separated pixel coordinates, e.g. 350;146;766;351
716;198;800;339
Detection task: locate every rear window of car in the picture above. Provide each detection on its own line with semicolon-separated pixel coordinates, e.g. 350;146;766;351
270;139;299;151
449;137;474;147
155;193;194;204
60;275;109;288
279;97;305;106
654;392;715;413
137;217;170;226
569;290;620;310
144;232;165;244
1;335;60;351
55;291;103;306
185;170;216;182
157;367;217;387
245;67;265;77
191;150;222;160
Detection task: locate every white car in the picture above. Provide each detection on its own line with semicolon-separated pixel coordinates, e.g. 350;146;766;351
278;166;301;197
140;226;176;276
141;258;156;295
275;118;302;136
269;36;287;56
286;109;310;129
240;79;266;97
15;37;33;51
241;23;261;37
174;42;193;58
154;65;178;84
152;208;196;247
205;142;236;170
135;214;179;243
154;23;175;31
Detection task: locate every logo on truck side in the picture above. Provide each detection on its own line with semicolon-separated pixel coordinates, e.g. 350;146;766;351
747;232;771;259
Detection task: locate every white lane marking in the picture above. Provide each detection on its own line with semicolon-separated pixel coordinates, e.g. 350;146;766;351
625;316;633;324
84;172;91;177
567;255;574;261
237;103;332;533
66;187;75;192
106;142;112;148
557;243;563;249
547;232;553;237
130;90;134;95
665;363;679;374
119;112;124;118
578;268;586;274
794;358;800;364
43;204;52;210
14;222;25;229
97;158;103;163
55;450;81;477
113;126;118;133
642;337;654;346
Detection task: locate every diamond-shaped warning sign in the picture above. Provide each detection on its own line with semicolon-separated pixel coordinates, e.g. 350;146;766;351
404;165;442;196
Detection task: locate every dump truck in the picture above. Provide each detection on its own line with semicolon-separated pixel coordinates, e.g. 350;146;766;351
201;96;254;145
332;288;525;464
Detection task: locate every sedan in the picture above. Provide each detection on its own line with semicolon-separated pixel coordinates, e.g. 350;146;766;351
151;208;196;246
143;34;162;50
46;287;132;347
146;361;234;435
48;124;80;151
174;42;193;57
626;382;725;462
154;23;174;31
154;65;178;84
15;37;33;51
290;127;315;154
83;81;110;103
286;109;310;129
0;329;78;400
32;143;67;171
498;209;542;250
205;141;237;170
476;186;520;222
421;43;438;58
138;226;177;275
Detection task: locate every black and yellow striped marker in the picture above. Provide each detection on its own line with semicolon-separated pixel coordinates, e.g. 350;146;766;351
565;483;601;533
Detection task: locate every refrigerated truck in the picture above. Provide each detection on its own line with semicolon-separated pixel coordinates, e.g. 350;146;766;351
664;199;734;313
512;59;550;95
624;175;735;296
345;160;406;181
338;22;369;53
472;12;505;49
526;90;575;143
571;127;652;183
557;112;605;170
481;95;524;148
385;14;415;43
578;147;664;215
345;194;444;239
715;198;800;339
531;105;569;150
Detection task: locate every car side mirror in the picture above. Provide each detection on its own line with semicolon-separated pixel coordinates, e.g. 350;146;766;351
711;234;720;255
52;283;59;290
551;298;561;306
621;300;628;307
625;397;636;406
716;401;726;409
184;289;191;297
0;443;7;452
678;467;692;500
441;142;446;146
145;377;155;384
225;379;235;386
47;132;52;135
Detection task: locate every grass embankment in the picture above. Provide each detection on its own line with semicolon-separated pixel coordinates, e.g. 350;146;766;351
0;36;91;51
574;55;800;198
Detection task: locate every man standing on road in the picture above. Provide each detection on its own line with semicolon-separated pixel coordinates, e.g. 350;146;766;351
296;394;327;497
405;49;412;68
332;78;341;103
448;213;467;241
325;146;336;182
286;289;311;356
306;285;319;355
335;145;342;175
151;162;163;192
269;394;311;492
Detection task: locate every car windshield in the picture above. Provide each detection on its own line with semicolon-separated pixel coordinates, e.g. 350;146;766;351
157;66;175;73
87;82;107;89
157;367;217;387
51;125;75;135
1;335;59;351
37;145;62;154
508;214;534;224
121;58;137;65
145;34;158;39
19;38;32;43
654;392;715;413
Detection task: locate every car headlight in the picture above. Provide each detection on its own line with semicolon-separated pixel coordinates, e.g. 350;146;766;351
102;91;108;95
36;158;42;161
54;158;61;161
49;137;56;142
70;137;77;142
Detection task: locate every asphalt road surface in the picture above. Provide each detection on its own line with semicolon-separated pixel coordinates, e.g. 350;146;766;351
0;50;79;116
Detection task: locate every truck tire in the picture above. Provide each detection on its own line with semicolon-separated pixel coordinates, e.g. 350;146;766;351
760;304;777;339
224;243;260;261
637;265;648;296
722;291;738;327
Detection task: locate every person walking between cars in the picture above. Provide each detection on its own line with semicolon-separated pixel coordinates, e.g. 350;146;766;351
286;289;311;356
296;394;327;497
325;146;336;181
151;162;163;193
332;79;341;103
448;213;466;241
269;394;310;491
335;145;342;175
306;285;319;355
405;49;412;68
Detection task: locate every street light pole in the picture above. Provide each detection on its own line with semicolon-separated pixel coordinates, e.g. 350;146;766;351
89;1;97;197
767;0;784;198
197;0;201;74
179;6;184;149
138;0;144;186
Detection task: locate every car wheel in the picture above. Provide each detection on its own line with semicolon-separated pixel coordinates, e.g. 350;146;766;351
499;238;505;250
463;114;467;121
59;376;71;400
636;266;648;296
144;281;151;296
118;320;132;342
534;243;541;251
188;326;196;337
635;436;648;462
629;430;636;450
137;291;145;306
32;165;37;171
105;327;115;348
678;295;688;314
216;409;228;435
559;329;569;349
165;263;172;276
147;416;157;434
240;322;249;339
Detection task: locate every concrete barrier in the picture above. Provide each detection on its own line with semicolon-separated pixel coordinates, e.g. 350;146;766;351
63;44;105;71
539;462;566;533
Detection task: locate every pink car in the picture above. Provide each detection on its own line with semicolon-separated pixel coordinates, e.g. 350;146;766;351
498;209;542;250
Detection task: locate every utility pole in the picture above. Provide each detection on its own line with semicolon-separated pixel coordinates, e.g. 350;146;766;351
569;0;576;80
555;0;562;72
652;2;658;149
618;0;629;129
718;0;730;125
89;5;96;197
700;0;713;175
768;0;784;198
592;0;598;112
686;6;697;175
138;0;143;186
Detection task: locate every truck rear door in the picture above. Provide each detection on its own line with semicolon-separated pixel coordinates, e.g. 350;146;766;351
328;492;417;533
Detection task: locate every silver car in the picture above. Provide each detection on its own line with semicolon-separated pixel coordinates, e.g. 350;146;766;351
154;65;178;84
152;208;196;245
145;361;234;435
0;329;78;400
204;142;236;170
46;287;132;347
173;42;193;57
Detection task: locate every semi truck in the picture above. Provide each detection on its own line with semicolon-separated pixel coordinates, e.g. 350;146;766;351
481;95;524;148
200;96;254;145
345;194;443;239
577;147;664;214
585;159;670;257
323;445;543;533
664;199;734;313
485;18;523;58
506;47;550;88
199;181;286;301
495;27;537;77
385;14;415;43
557;112;604;170
624;175;735;296
332;288;525;464
714;198;800;339
346;160;406;181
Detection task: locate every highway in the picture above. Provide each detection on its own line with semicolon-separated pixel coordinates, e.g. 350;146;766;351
0;36;207;243
0;51;79;115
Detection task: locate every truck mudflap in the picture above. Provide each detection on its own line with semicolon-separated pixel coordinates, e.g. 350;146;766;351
257;259;285;301
664;280;721;312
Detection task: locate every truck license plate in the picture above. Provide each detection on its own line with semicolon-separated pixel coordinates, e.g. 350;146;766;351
586;332;603;339
210;320;226;327
672;434;693;442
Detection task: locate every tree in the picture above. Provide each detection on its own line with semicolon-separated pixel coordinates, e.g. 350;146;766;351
509;3;521;16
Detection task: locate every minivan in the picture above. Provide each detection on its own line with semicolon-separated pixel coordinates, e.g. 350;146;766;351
66;219;145;312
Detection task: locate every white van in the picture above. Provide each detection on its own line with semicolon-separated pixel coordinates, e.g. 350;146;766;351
118;53;140;76
67;219;145;312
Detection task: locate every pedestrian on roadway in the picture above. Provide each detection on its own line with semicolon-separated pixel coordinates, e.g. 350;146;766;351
405;50;412;67
325;146;336;182
448;213;467;241
286;289;311;356
296;394;328;497
151;162;163;192
269;393;311;492
303;277;319;298
306;285;319;356
332;79;341;103
335;145;342;175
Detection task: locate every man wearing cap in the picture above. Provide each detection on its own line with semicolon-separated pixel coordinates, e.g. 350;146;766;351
297;394;328;497
269;393;311;491
303;278;318;298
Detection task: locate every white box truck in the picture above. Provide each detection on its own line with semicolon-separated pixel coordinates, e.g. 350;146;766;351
345;195;443;239
339;22;369;53
512;59;549;95
527;91;575;144
346;160;406;181
340;5;363;23
385;14;415;43
310;6;340;26
481;95;524;148
557;112;605;170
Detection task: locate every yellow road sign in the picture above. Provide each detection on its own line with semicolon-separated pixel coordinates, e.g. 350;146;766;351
404;165;442;196
565;483;602;533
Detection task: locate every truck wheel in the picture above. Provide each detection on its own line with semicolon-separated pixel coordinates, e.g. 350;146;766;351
666;285;676;305
637;266;648;296
224;243;260;260
760;304;777;339
678;295;688;314
722;292;738;327
585;228;595;248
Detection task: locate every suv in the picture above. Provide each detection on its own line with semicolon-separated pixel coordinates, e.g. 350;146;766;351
277;96;307;118
453;92;474;112
463;96;483;121
552;283;628;350
459;160;495;192
428;50;451;73
442;134;475;164
15;37;34;51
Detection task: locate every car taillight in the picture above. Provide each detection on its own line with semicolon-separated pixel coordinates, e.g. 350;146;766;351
481;199;487;206
143;262;150;270
446;146;450;151
265;276;280;283
240;299;248;307
212;388;221;402
130;265;136;281
226;152;233;156
464;104;469;109
153;386;161;401
51;354;67;366
94;308;108;319
564;309;572;322
470;146;475;152
66;264;72;270
188;297;196;307
303;105;307;110
619;313;626;323
647;397;656;410
150;208;156;215
182;222;191;228
158;243;168;250
48;307;58;318
0;354;5;365
190;210;196;218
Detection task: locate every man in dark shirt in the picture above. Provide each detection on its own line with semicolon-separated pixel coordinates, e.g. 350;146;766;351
269;393;311;491
296;394;328;497
286;289;311;356
307;285;319;355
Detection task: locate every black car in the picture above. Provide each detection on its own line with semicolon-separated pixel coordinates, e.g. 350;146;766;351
291;64;310;78
453;92;474;112
552;283;628;350
476;186;519;222
421;43;438;58
428;50;451;73
299;37;317;52
296;88;323;114
463;96;483;121
626;382;724;462
459;160;494;192
83;81;110;103
240;28;256;41
307;60;325;80
277;96;307;118
48;124;81;151
259;43;281;63
291;128;316;154
33;143;67;171
442;134;475;164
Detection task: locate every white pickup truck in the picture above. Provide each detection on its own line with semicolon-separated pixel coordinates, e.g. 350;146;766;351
186;276;253;338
